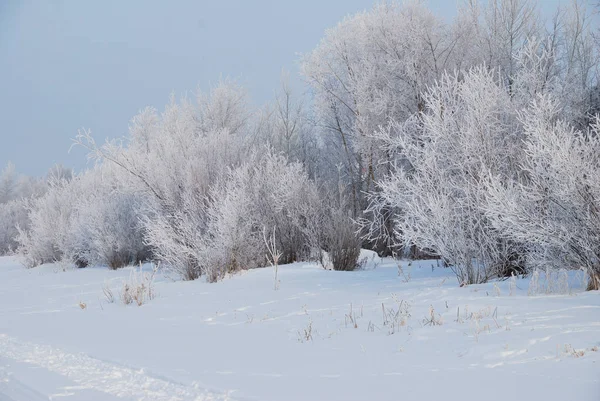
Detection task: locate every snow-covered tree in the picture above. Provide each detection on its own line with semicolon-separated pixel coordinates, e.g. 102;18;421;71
73;78;330;281
46;164;73;184
14;0;599;286
553;0;600;129
255;74;321;180
302;1;466;219
477;0;541;94
197;79;250;136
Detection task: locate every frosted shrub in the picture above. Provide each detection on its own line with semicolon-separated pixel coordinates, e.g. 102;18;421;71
486;97;600;290
0;200;28;255
322;207;361;271
0;163;47;256
376;68;524;284
79;96;322;282
70;168;149;269
17;164;148;270
202;151;322;281
76;83;249;281
17;178;76;268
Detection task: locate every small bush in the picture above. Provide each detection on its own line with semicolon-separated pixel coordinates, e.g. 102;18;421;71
323;208;361;271
120;263;157;306
0;199;29;255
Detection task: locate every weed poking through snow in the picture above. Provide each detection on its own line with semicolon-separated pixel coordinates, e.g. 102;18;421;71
120;262;158;306
345;303;359;329
298;318;313;342
102;281;115;304
382;299;411;335
422;305;442;326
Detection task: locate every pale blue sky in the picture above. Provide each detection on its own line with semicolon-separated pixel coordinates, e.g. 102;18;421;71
0;0;564;175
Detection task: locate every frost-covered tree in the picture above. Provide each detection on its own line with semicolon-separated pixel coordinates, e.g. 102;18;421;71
553;0;600;129
252;75;321;180
303;1;512;257
46;163;73;184
478;0;541;94
15;0;599;285
489;0;600;128
197;79;250;135
302;1;467;219
275;75;320;178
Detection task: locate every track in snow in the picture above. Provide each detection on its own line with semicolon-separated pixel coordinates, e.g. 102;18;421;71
0;334;234;401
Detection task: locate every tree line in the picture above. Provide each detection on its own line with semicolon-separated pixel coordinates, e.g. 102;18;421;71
1;0;599;289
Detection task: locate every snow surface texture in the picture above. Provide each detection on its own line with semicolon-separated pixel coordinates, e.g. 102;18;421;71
0;256;598;401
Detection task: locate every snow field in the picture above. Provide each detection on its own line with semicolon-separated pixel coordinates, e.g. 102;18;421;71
0;256;598;400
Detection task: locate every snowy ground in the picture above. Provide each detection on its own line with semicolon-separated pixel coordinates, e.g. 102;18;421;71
0;255;598;401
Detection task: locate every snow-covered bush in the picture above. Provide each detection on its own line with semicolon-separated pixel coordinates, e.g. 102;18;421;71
17;163;148;269
0;163;48;255
138;101;248;280
69;165;149;269
317;181;362;272
202;151;322;281
76;83;325;282
376;68;525;284
0;199;28;255
322;207;361;271
485;96;600;290
76;82;250;280
17;177;76;267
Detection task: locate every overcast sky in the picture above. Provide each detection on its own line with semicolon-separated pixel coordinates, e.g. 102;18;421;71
0;0;564;176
